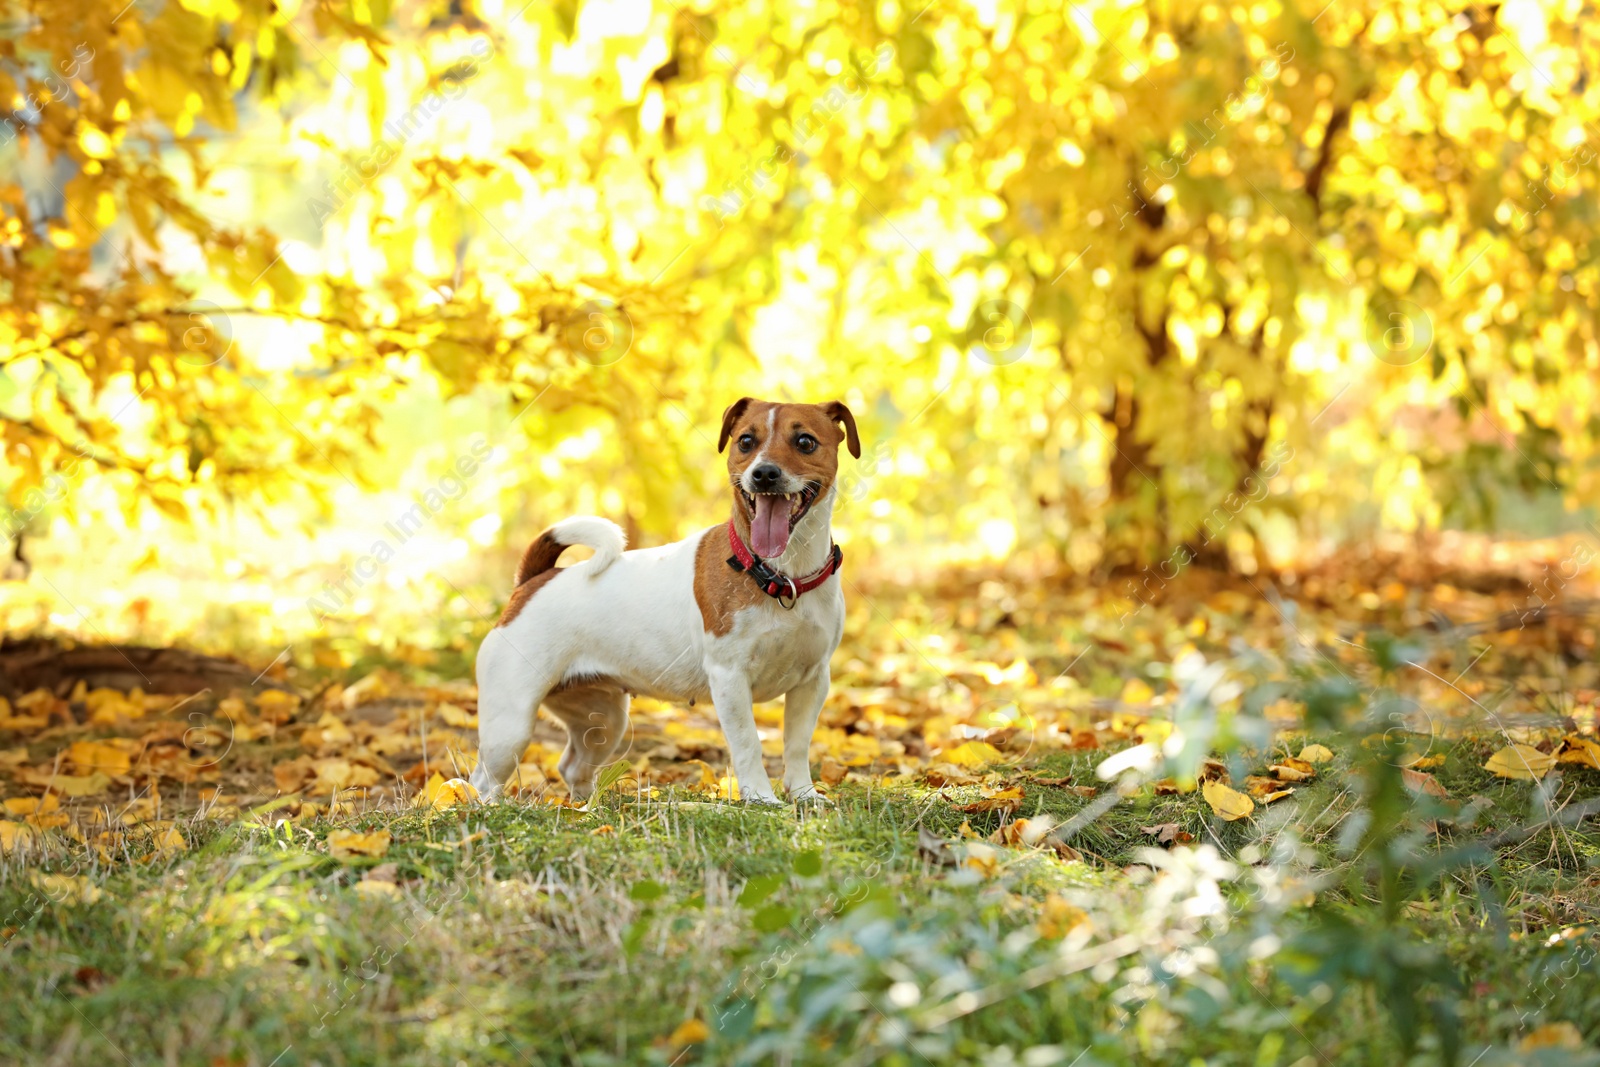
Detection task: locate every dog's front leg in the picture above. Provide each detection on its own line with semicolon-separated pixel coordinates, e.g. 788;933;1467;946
706;666;783;804
781;667;830;803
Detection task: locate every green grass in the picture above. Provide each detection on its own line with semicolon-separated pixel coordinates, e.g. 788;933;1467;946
4;746;1599;1067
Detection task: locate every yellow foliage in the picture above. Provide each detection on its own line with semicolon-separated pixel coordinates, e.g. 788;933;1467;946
1483;745;1557;780
1202;780;1255;821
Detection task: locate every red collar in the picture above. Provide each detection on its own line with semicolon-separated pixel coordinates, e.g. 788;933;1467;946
726;519;843;607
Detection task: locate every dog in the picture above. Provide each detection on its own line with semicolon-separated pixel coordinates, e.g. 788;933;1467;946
469;398;860;805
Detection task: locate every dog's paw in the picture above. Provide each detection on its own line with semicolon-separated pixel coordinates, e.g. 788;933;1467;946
741;792;787;808
789;787;831;807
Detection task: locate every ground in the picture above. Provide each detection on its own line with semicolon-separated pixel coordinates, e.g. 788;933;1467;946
2;544;1599;1066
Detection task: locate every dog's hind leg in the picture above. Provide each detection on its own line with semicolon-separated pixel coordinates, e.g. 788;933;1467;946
542;685;631;801
470;629;560;799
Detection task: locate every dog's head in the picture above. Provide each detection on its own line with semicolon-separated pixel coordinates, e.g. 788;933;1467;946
718;398;860;559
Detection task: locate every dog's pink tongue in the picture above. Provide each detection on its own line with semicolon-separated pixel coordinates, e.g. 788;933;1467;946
750;494;791;558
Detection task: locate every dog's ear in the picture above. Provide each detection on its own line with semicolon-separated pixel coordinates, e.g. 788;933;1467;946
823;401;861;459
718;397;755;454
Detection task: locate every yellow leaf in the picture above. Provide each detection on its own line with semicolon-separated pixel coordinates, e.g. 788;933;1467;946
436;702;478;728
1297;743;1335;763
958;785;1025;813
0;820;39;852
65;740;132;775
963;841;1002;877
1483;744;1556;780
328;829;392;858
942;741;1003;768
1260;788;1296;804
19;770;112;797
1119;677;1155;705
31;873;102;904
149;827;186;854
1557;737;1600;770
590;824;616;836
1268;757;1317;782
1037;893;1090;939
1515;1022;1583;1051
414;773;479;809
715;774;740;800
680;759;718;793
3;794;59;817
669;1019;710;1045
1202;779;1255;821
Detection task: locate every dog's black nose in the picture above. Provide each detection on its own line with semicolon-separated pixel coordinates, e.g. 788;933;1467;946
750;463;782;490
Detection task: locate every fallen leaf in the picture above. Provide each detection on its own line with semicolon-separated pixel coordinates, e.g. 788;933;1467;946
32;873;102;905
1046;836;1083;863
942;741;1003;769
3;794;59;817
147;826;186;855
73;965;110;993
1151;778;1190;795
436;702;478;728
1297;743;1335;763
273;756;316;794
1515;1022;1583;1051
1198;758;1229;783
921;763;981;787
669;1019;710;1046
978;726;1020;748
963;841;1001;877
359;863;400;894
957;786;1024;814
414;773;479;809
1141;822;1194;846
1027;775;1074;786
1484;744;1556;781
328;829;392;859
1557;737;1600;771
1037;894;1090;939
65;740;133;775
590;824;616;836
340;671;391;709
1067;785;1098;798
1402;768;1447;797
1268;757;1317;782
0;820;39;852
1202;779;1255;821
818;756;849;786
42;771;112;796
1259;788;1296;804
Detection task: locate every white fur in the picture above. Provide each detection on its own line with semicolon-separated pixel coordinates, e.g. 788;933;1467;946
470;497;843;804
546;516;625;573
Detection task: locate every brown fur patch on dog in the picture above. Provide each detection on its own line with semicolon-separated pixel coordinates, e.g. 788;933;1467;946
514;529;565;586
498;528;569;628
693;524;767;637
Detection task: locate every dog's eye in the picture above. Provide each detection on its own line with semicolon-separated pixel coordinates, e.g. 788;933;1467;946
795;434;817;454
738;434;756;453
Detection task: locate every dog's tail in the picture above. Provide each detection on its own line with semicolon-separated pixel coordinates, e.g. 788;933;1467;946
512;516;626;586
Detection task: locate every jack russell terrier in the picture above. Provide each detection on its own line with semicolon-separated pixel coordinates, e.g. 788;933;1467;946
469;398;860;805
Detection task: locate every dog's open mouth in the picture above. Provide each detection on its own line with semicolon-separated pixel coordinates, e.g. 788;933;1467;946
739;482;821;558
